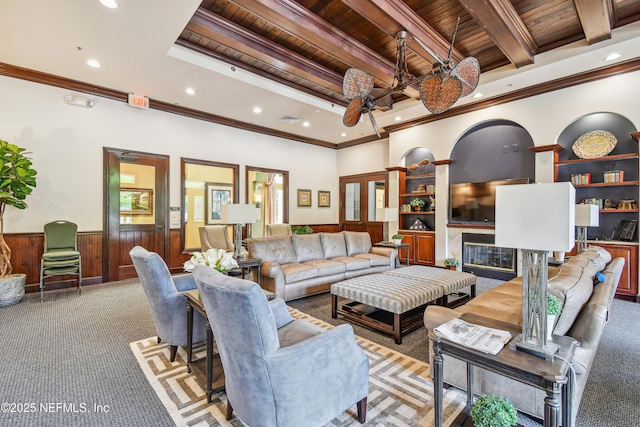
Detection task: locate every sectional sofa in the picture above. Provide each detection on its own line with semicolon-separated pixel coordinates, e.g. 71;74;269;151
423;246;623;424
247;231;398;301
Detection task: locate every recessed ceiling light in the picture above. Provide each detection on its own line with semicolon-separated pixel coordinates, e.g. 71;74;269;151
605;53;621;61
302;121;310;127
227;100;239;106
253;107;262;114
394;116;402;121
99;0;118;8
185;88;195;95
473;93;483;99
87;59;101;68
341;132;347;137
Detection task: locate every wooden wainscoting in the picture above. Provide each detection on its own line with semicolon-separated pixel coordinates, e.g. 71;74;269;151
7;226;341;292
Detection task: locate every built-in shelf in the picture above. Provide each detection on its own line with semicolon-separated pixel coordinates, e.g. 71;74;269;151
400;192;435;196
573;181;639;188
400;211;435;215
556;152;639;165
404;173;435;179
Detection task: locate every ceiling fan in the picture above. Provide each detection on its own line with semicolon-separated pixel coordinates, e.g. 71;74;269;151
342;18;480;137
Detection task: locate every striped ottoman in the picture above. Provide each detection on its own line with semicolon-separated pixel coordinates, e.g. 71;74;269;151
331;266;476;344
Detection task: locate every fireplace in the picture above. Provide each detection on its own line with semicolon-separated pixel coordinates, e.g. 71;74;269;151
462;233;517;281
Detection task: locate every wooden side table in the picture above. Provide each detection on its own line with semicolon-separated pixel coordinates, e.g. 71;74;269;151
234;256;262;285
374;242;410;266
431;313;577;427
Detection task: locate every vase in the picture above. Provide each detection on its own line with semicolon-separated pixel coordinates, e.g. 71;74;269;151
547;314;557;340
393;239;402;245
413;206;422;212
0;274;26;307
445;265;456;271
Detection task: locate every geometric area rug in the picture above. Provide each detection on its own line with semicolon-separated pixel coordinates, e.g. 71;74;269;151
129;308;467;426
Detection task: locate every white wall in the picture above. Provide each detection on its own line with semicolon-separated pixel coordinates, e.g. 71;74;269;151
338;70;640;263
0;76;339;232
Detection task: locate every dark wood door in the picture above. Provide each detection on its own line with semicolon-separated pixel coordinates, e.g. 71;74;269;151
339;172;388;243
103;148;169;281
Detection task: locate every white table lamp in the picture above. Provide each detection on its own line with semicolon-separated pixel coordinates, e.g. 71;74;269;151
376;208;398;243
221;204;258;258
575;204;599;253
495;182;575;359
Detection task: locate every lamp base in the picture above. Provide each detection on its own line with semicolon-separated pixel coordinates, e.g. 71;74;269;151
509;334;559;361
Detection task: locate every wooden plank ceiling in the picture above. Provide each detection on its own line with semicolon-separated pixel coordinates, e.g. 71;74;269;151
177;0;640;108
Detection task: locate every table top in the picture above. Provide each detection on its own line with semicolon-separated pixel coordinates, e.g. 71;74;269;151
374;241;410;248
431;312;577;384
234;256;261;267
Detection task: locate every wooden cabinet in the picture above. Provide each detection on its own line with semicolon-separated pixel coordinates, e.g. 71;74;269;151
598;242;639;300
399;231;435;266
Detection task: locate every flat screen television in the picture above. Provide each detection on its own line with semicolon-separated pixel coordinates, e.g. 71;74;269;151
449;178;529;223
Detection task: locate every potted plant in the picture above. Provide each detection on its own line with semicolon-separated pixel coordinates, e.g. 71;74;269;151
444;257;459;270
391;234;404;245
292;225;313;235
0;139;37;307
410;198;425;211
470;395;518;427
547;294;562;340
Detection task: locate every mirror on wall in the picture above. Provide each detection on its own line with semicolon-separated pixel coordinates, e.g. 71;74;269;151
181;158;239;251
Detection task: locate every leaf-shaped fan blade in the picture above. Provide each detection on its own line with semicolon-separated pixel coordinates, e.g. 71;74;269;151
452;57;480;97
343;98;363;127
343;68;374;100
420;74;463;114
368;110;381;138
371;88;392;109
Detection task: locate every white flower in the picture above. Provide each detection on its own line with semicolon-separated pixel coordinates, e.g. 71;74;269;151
184;248;239;273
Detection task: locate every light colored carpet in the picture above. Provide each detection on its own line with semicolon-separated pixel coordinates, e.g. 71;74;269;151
130;308;469;427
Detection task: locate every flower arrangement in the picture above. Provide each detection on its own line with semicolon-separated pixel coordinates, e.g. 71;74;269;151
470;395;518;427
444;257;459;267
184;248;239;273
409;198;426;208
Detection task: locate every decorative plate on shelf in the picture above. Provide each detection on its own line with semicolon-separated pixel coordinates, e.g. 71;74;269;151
572;130;617;159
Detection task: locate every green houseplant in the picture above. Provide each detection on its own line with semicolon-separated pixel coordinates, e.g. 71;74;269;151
409;198;425;211
470;395;518;427
547;294;562;339
444;257;459;270
0;139;37;306
292;225;313;235
391;233;404;244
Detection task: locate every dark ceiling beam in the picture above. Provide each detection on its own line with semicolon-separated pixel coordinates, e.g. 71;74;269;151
458;0;536;67
188;8;345;94
573;0;612;43
363;0;464;64
342;0;464;63
227;0;397;85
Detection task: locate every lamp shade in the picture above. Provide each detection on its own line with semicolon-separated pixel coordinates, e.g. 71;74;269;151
495;182;575;252
220;204;258;224
575;204;599;227
376;208;398;222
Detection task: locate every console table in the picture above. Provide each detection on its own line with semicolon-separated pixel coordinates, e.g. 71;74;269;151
431;313;577;427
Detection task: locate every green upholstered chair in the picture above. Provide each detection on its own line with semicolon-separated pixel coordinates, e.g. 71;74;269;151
40;220;82;301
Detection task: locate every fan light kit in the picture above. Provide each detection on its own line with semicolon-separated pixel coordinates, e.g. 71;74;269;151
342;18;480;137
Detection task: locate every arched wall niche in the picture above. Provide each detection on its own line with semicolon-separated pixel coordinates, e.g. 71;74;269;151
450;119;535;185
557;112;637;161
402;147;436;174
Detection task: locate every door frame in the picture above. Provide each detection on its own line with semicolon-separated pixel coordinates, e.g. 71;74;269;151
339;171;389;240
103;147;170;282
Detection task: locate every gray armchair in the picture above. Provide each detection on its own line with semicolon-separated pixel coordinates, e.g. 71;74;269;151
130;246;207;362
193;265;369;427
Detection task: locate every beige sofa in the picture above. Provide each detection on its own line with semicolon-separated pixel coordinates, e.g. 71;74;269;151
423;246;623;424
247;231;398;301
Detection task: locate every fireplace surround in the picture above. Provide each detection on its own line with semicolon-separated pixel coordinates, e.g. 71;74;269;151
462;233;517;280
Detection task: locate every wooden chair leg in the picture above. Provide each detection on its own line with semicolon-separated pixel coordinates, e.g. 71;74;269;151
157;336;162;344
357;397;367;423
169;345;178;362
225;401;233;420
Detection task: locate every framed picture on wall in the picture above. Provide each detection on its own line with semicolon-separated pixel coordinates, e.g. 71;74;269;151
297;189;312;207
120;188;154;215
318;190;330;207
205;182;233;224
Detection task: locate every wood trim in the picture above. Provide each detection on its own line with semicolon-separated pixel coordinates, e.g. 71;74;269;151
632;132;640;142
573;0;612;44
432;159;453;166
386;166;407;172
529;144;563;153
447;223;495;229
